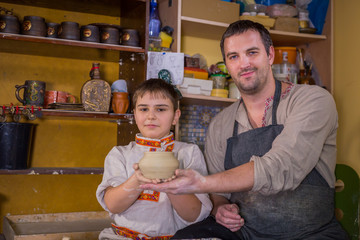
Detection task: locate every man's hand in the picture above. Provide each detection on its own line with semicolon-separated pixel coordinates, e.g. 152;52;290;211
215;204;244;232
139;168;205;194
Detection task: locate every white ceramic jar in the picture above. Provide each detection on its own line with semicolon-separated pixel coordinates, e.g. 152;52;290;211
229;81;241;99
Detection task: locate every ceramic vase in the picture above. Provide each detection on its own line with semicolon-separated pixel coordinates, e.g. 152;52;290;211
111;92;129;114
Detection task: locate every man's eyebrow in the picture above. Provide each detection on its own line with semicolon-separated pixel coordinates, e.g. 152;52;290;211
226;47;261;58
226;51;237;58
247;47;260;52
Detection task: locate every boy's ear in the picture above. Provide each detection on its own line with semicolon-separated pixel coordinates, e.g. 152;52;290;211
172;109;181;125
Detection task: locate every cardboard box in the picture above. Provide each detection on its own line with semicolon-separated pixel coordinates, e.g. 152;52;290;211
179;77;213;96
182;0;240;24
184;67;209;80
3;211;112;240
273;17;299;33
239;15;276;29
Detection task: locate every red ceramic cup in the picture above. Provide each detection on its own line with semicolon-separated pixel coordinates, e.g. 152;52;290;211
44;90;76;108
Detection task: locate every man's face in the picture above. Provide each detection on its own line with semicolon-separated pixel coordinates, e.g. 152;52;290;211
224;30;274;95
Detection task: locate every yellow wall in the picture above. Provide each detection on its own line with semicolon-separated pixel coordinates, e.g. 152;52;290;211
0;2;120;232
333;1;360;175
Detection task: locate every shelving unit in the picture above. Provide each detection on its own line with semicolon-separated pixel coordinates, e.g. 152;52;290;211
0;0;149;174
0;32;144;53
159;0;333;92
0;167;104;175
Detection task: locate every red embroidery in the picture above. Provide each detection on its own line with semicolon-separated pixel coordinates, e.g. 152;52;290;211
137;190;160;202
112;223;173;240
136;134;174;150
262;83;294;127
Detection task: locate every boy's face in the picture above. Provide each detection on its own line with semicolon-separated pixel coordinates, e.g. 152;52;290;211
134;92;180;139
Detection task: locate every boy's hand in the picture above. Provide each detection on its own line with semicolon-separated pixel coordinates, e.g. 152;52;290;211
133;163;174;184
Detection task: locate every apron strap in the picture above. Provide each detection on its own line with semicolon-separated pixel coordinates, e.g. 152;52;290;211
272;80;282;125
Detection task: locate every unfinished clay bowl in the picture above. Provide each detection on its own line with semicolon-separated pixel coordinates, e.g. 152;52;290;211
138;152;179;179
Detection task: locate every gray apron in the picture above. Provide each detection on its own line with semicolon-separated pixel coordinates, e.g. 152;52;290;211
224;80;348;239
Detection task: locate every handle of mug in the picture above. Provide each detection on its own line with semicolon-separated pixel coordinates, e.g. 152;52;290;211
15;85;26;105
66;94;76;104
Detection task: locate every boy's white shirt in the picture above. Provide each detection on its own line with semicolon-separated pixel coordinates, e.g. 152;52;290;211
96;134;212;238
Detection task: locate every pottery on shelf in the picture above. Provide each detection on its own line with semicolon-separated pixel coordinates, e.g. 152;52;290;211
138;152;179;179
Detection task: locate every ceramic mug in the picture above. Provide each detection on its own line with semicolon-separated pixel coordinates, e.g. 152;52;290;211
111;92;129;114
15;80;46;106
44;90;76;108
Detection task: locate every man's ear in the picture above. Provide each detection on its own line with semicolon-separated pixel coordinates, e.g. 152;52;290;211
268;45;275;65
172;109;181;125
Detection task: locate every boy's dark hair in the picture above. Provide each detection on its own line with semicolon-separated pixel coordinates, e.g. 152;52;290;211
132;78;179;111
220;20;273;62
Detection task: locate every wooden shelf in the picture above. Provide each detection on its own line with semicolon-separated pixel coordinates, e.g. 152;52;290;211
181;93;237;107
2;107;134;122
180;16;326;46
41;109;134;122
0;33;145;53
0;168;104;175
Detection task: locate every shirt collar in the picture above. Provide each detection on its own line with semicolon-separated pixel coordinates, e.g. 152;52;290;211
135;132;175;152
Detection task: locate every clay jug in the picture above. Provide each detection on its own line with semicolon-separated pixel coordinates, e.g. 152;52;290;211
138;152;179;179
112;92;129;114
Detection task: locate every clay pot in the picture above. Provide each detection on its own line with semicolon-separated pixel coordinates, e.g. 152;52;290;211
46;22;59;38
120;29;140;47
80;24;100;42
138;152;179;179
0;10;20;34
21;16;46;37
111;92;129;114
58;21;80;40
100;27;119;44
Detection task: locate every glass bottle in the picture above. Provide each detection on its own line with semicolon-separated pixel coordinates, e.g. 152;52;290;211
300;66;316;85
280;52;291;82
149;0;161;37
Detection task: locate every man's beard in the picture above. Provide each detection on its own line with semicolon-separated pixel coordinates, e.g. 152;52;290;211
236;67;261;94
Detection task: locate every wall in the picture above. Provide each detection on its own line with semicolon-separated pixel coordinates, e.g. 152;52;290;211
333;1;360;175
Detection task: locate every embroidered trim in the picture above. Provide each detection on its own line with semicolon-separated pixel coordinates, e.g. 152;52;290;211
137;190;160;201
112;223;173;240
262;82;294;127
135;133;174;152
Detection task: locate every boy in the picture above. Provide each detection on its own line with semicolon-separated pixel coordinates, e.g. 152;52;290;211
96;78;212;240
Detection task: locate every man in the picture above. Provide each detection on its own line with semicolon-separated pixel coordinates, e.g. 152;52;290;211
140;20;348;239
